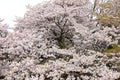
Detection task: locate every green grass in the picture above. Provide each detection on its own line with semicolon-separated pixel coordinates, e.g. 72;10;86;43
103;44;120;54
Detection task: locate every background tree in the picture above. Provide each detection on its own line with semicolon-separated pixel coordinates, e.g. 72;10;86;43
91;0;120;27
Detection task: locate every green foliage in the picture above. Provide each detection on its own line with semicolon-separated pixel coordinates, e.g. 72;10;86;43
103;44;120;53
59;42;68;49
61;72;68;79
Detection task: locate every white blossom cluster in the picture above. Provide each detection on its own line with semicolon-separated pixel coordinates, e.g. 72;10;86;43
1;44;120;80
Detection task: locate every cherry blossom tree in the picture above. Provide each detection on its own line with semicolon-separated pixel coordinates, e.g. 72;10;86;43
15;0;91;49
